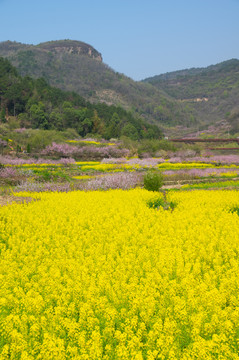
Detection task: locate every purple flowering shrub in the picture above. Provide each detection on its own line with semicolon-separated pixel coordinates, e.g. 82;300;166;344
0;156;75;165
163;168;239;183
0;167;17;178
166;154;239;164
14;172;143;192
41;143;130;159
101;157;163;166
80;172;143;191
41;142;79;157
14;173;140;192
101;155;239;166
14;181;73;193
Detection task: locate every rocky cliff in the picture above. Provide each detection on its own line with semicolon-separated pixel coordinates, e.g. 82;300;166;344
37;40;103;61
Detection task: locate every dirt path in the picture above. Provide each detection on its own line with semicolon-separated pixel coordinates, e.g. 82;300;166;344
162;184;182;190
0;196;34;206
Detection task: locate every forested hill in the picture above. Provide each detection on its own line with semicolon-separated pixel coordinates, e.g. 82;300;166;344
0;57;162;140
143;59;239;99
2;40;239;135
143;59;239;134
0;40;192;128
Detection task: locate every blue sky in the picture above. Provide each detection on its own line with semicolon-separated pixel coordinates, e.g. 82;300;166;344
0;0;239;80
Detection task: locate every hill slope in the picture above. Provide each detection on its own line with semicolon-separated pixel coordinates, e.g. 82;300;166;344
0;40;192;128
0;57;162;140
3;40;239;136
143;59;239;135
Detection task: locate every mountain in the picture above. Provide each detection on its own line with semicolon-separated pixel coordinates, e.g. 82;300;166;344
0;39;103;60
0;57;162;140
2;40;238;136
0;40;192;129
143;59;239;135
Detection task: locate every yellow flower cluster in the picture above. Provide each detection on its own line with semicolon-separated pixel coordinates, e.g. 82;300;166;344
79;140;101;145
78;161;239;174
7;164;62;168
5;161;239;173
80;163;142;172
157;162;216;170
6;162;100;168
209;171;238;178
75;161;101;166
66;140;116;146
1;189;239;359
66;140;101;145
161;163;239;170
72;175;96;180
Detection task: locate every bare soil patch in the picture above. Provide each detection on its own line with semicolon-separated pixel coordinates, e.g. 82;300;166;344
0;196;34;206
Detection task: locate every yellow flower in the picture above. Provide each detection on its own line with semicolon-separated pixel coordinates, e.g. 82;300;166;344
0;189;238;358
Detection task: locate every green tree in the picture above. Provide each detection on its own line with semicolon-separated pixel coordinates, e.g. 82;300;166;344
92;110;104;135
81;118;93;135
0;108;6;123
144;170;164;191
121;123;139;140
29;102;49;129
106;112;120;139
49;110;64;130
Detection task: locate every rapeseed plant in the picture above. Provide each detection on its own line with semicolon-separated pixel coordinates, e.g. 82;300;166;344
0;190;239;359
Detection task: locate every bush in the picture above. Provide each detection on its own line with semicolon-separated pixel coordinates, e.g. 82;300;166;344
138;139;176;157
143;170;164;191
147;196;177;211
230;205;239;216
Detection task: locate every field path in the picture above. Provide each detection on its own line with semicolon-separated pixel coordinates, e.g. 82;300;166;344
0;195;34;206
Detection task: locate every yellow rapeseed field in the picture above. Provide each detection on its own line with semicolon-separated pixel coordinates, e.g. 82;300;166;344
0;189;239;359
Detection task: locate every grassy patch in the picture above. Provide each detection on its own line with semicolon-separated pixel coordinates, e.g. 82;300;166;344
147;195;177;211
182;180;239;190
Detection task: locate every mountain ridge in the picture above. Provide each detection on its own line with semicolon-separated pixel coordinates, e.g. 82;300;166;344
142;58;239;84
1;40;239;136
0;40;103;61
143;58;239;135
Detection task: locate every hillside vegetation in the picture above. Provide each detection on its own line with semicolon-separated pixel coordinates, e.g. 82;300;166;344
143;59;239;134
0;40;192;128
0;57;162;140
1;40;239;135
